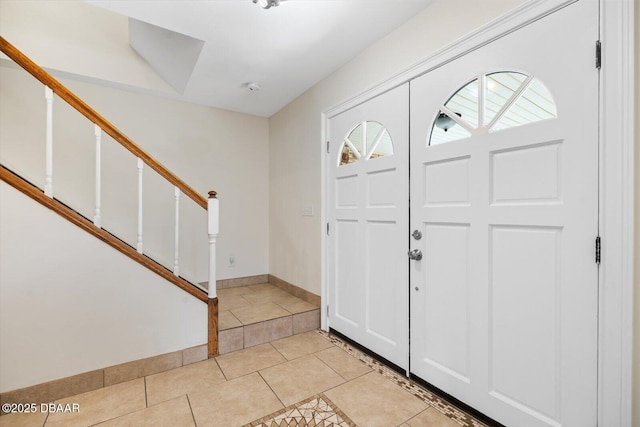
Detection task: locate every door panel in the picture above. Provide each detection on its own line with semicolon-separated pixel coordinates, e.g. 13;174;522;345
328;84;409;369
489;225;562;419
409;2;598;426
421;222;471;382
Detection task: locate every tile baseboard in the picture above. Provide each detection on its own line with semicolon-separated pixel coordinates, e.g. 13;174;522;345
199;274;270;290
0;344;207;414
197;274;320;307
1;277;320;412
218;275;270;289
268;274;320;307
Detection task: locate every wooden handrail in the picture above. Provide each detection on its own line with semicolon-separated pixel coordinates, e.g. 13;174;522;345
0;165;208;303
0;36;208;210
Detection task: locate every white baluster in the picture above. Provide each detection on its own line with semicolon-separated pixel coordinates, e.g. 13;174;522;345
93;125;102;228
173;186;180;276
136;158;144;254
44;86;54;197
207;191;219;299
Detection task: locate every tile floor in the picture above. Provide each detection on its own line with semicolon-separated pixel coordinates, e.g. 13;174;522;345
218;283;318;330
218;284;321;354
0;331;487;427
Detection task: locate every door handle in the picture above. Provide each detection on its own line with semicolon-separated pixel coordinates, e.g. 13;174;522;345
408;249;422;261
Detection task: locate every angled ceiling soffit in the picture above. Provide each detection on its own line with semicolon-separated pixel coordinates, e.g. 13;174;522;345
128;18;204;94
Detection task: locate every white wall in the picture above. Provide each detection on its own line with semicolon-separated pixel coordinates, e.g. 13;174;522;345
0;182;207;392
0;0;174;94
0;64;269;282
268;0;527;295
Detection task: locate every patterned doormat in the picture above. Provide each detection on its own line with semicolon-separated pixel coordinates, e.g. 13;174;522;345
243;394;356;427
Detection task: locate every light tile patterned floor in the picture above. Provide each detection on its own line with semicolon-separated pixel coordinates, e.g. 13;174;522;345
218;284;321;354
0;331;487;427
218;284;318;331
245;394;356;427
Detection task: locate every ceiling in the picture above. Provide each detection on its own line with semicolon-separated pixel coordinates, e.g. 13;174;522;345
85;0;434;117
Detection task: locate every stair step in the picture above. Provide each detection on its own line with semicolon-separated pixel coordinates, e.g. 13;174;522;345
216;283;320;354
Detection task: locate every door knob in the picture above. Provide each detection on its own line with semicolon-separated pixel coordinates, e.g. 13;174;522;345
412;230;422;240
408;249;422;261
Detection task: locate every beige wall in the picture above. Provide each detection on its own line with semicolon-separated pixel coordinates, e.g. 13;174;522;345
269;0;527;294
1;0;271;282
0;65;270;282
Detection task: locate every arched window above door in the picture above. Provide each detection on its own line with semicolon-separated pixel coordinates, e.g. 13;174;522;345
339;121;394;166
429;71;557;146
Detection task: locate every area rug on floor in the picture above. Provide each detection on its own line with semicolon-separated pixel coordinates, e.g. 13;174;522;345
243;393;357;427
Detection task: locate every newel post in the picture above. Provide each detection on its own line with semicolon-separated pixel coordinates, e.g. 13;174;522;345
207;190;219;357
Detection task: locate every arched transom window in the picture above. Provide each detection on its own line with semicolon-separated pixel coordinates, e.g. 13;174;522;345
339;121;394;166
429;71;557;146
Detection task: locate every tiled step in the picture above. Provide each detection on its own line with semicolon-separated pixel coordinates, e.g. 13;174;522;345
217;283;320;354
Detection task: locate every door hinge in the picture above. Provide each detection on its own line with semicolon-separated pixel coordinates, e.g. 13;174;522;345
595;236;601;264
595;40;602;69
326;141;330;154
326;222;330;236
326;304;329;317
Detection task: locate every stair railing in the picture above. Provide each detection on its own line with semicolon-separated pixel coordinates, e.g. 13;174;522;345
0;36;219;356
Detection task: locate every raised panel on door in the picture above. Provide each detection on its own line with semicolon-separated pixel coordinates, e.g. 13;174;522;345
489;225;562;421
409;1;598;426
415;222;471;383
334;219;361;327
327;83;409;369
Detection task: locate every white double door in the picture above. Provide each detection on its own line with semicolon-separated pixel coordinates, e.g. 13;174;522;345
328;1;598;426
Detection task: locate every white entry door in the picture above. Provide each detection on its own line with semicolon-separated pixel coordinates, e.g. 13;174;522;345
409;2;598;427
327;84;409;369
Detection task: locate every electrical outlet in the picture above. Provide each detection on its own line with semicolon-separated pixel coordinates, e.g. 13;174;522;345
228;255;236;267
303;205;314;216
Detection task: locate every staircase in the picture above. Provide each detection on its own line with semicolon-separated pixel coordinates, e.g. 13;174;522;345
0;37;325;408
0;37;219;355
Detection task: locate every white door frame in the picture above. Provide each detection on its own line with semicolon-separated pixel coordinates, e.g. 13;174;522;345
320;1;634;426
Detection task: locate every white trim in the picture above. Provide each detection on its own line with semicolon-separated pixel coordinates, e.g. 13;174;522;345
320;0;634;425
320;111;328;330
598;1;635;426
